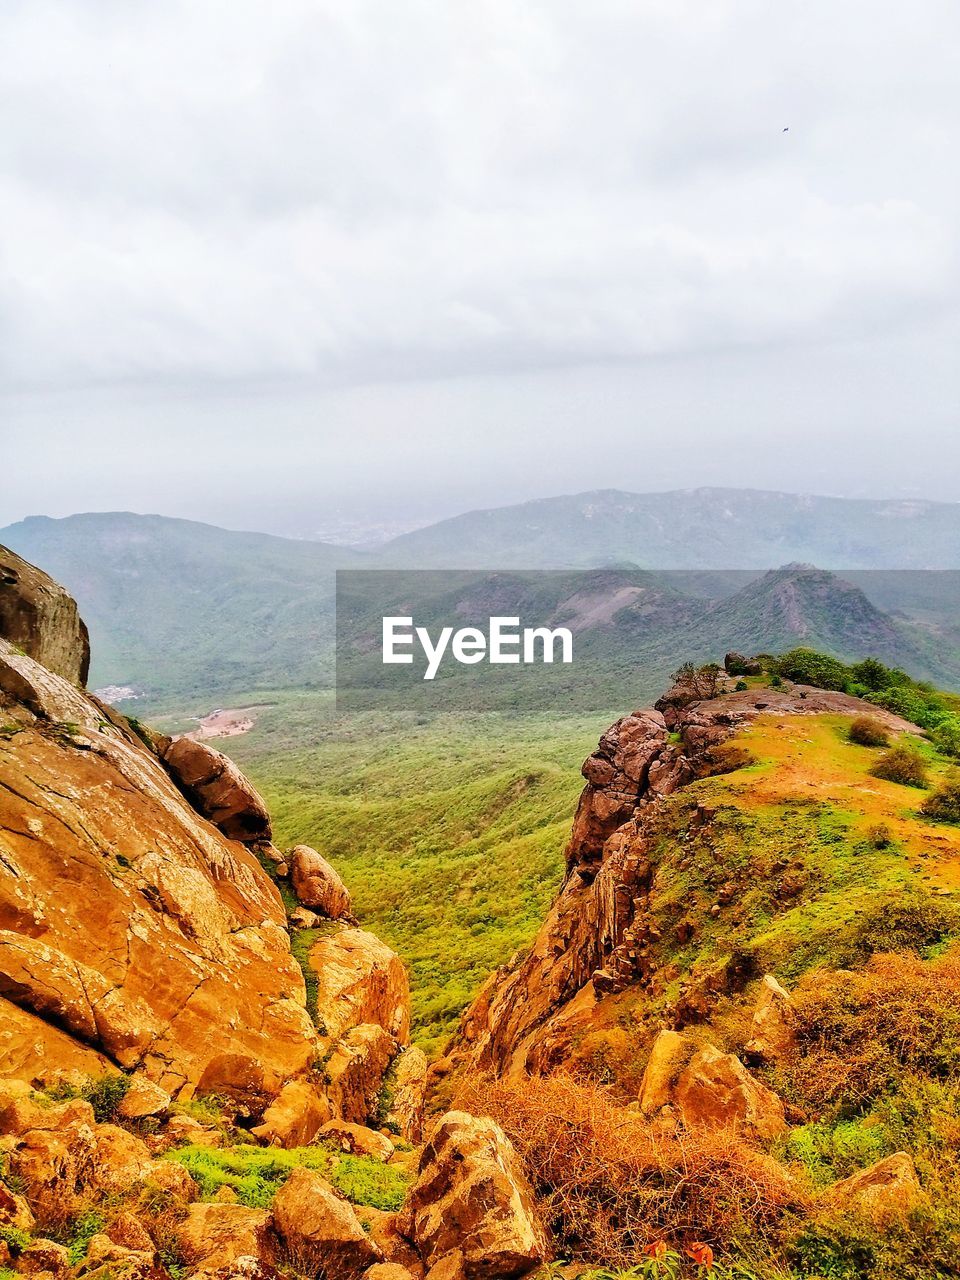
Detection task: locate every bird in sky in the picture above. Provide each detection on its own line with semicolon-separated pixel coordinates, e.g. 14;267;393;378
782;126;790;132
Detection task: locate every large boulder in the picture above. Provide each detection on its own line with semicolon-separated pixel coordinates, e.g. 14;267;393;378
290;846;352;919
251;1079;331;1149
828;1152;925;1219
326;1024;397;1124
384;1046;428;1143
310;929;411;1046
638;1029;692;1117
403;1111;546;1278
176;1203;273;1272
271;1167;381;1277
0;545;89;685
674;1045;787;1141
157;736;272;843
743;975;795;1063
319;1119;394;1162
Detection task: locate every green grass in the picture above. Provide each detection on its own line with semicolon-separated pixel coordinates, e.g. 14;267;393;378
165;1142;409;1212
217;692;604;1053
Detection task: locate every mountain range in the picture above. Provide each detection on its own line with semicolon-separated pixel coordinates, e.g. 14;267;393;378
3;487;960;705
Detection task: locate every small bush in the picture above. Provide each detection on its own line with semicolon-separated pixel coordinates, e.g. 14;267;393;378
865;822;892;849
931;716;960;759
920;771;960;825
848;717;890;748
0;1225;31;1255
66;1210;105;1265
870;742;929;788
735;680;748;692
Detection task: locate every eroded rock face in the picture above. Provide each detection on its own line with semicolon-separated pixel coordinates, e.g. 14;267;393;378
743;975;796;1063
385;1046;428;1143
319;1118;394;1161
0;544;90;686
271;1167;381;1278
403;1111;546;1279
157;736;272;843
638;1029;692;1117
290;845;352;919
251;1079;331;1149
176;1203;273;1272
327;1023;397;1124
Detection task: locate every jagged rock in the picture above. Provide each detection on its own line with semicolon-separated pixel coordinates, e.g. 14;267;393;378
674;1045;787;1140
143;1157;200;1201
828;1152;925;1219
0;545;90;685
290;846;352;919
107;1214;156;1253
89;1123;154;1192
424;1254;466;1280
288;907;319;930
119;1077;173;1120
157;736;272;843
310;929;411;1046
744;975;796;1062
384;1046;428;1142
361;1208;424;1275
251;1079;331;1148
0;1001;116;1084
326;1024;397;1124
194;1259;283;1280
271;1167;381;1277
176;1204;273;1272
403;1111;546;1278
164;1115;223;1149
319;1119;394;1161
80;1233;157;1280
0;638;105;732
638;1029;692;1116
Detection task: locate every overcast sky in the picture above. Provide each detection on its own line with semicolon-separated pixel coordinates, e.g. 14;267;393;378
2;0;959;536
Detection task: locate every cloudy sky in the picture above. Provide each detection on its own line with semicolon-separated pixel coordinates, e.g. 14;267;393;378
2;0;958;535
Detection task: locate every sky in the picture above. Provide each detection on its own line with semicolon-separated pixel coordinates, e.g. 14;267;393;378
2;0;959;537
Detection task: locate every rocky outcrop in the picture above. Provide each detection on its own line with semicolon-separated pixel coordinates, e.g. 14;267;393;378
445;684;917;1078
384;1046;429;1143
176;1203;273;1272
638;1029;692;1117
402;1112;547;1279
290;845;352;919
271;1168;381;1277
743;975;795;1063
319;1118;395;1161
0;545;89;685
157;735;272;843
327;1024;397;1124
250;1079;331;1148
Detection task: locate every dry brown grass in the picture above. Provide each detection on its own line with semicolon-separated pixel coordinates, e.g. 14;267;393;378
776;947;960;1110
455;1071;806;1265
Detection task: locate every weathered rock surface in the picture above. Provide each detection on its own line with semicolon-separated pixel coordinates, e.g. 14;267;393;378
290;845;352;919
638;1029;692;1116
271;1167;381;1277
326;1023;397;1124
403;1111;546;1278
0;573;317;1099
319;1118;395;1161
743;975;796;1062
119;1076;172;1120
0;545;90;685
310;929;411;1047
157;736;272;843
673;1045;787;1140
177;1204;273;1272
828;1152;925;1219
251;1079;331;1148
384;1046;428;1142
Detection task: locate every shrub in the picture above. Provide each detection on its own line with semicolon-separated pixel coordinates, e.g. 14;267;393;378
0;1226;31;1256
921;771;960;825
931;717;960;759
850;658;894;692
455;1072;806;1265
848;716;889;748
774;649;848;691
865;822;892;849
735;680;748;692
870;742;929;788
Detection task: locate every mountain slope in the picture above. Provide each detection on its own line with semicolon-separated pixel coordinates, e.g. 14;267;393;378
381;487;960;569
0;513;365;702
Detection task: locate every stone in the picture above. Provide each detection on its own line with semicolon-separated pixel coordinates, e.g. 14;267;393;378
290;845;352;919
326;1024;397;1124
251;1079;331;1148
744;975;796;1062
271;1167;381;1278
674;1045;787;1140
144;1157;200;1201
638;1030;692;1116
119;1077;173;1120
157;735;272;843
176;1204;273;1272
20;1239;71;1277
107;1213;156;1253
403;1111;546;1278
288;907;319;930
310;929;411;1046
0;545;90;685
384;1046;428;1143
828;1152;925;1219
0;1180;35;1233
319;1119;394;1161
366;1267;418;1280
89;1123;154;1193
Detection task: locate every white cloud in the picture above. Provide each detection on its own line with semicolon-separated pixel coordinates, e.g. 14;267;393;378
1;0;957;391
